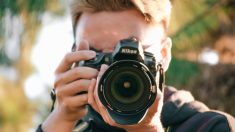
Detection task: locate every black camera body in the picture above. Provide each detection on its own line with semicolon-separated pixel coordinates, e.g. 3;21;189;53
83;38;157;125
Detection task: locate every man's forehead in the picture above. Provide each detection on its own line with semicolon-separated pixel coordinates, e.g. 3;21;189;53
75;10;164;51
76;11;139;45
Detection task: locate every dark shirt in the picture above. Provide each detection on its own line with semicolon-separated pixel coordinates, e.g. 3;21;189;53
73;86;235;132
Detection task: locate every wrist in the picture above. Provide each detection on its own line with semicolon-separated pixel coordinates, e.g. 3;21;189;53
41;109;77;132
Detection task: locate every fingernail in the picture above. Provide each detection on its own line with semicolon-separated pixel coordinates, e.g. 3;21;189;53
89;51;96;57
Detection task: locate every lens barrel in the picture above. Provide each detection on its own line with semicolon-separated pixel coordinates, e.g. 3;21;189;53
98;60;157;124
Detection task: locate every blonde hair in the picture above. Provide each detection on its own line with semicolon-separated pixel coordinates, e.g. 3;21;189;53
71;0;171;32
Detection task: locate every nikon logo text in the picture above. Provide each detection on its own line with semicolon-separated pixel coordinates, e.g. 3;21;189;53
121;49;138;54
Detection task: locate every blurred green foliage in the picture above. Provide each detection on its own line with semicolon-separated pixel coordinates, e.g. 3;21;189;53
0;0;18;17
166;57;199;88
0;0;47;16
0;49;11;66
170;0;233;54
26;0;47;14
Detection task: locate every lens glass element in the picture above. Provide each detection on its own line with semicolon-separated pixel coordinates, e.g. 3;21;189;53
103;64;152;112
110;71;144;104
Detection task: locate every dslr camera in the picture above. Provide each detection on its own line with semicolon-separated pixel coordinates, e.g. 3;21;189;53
83;38;159;125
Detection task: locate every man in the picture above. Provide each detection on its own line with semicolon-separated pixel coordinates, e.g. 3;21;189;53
37;0;235;131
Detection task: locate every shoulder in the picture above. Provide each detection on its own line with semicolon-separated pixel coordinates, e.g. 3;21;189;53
161;86;235;132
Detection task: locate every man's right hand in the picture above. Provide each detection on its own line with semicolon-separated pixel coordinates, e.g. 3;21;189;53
41;40;98;132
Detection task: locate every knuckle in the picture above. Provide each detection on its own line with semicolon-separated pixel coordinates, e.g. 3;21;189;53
61;99;69;108
81;94;88;102
88;97;93;105
108;121;116;126
53;76;60;88
75;67;82;75
53;82;58;89
54;69;59;75
54;64;61;74
54;67;62;75
54;75;64;88
56;88;64;99
64;52;72;63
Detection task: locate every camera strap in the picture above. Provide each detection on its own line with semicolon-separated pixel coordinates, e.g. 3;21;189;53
50;88;56;112
157;64;164;91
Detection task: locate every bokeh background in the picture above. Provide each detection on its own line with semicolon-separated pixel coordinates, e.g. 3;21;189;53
0;0;235;131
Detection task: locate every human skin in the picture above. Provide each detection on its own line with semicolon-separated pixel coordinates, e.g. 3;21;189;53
42;9;172;132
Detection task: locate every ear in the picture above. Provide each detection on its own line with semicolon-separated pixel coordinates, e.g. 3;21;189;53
160;37;172;72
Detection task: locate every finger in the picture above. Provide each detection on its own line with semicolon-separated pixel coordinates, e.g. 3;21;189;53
148;90;163;115
88;78;117;127
56;79;91;97
144;90;163;124
93;64;108;114
63;93;88;111
86;78;113;127
55;50;96;74
97;64;109;81
55;67;98;87
88;79;100;113
94;93;113;125
93;64;114;124
94;64;109;100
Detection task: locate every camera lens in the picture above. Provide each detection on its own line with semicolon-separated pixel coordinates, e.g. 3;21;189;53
98;60;156;114
110;71;144;104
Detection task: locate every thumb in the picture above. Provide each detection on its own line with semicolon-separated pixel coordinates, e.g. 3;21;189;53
94;64;109;106
97;64;109;82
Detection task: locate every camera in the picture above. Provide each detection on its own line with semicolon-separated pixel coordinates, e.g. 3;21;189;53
83;38;158;125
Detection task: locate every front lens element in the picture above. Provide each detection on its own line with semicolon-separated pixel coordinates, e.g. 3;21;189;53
110;71;144;104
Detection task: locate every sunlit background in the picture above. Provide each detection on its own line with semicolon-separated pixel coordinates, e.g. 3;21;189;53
0;0;235;131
